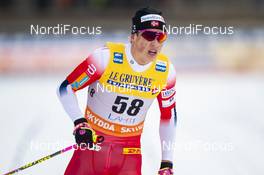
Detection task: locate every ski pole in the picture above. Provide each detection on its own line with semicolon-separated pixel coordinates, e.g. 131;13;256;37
3;144;76;175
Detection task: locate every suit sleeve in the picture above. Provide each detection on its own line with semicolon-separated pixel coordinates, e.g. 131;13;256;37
57;47;109;122
157;63;177;162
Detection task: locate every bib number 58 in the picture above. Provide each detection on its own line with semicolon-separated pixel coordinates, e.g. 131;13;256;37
112;96;144;116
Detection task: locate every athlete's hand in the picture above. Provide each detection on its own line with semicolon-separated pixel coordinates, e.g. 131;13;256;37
158;161;173;175
73;118;104;149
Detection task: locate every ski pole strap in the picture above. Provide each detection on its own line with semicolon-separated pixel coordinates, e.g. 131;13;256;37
3;144;76;175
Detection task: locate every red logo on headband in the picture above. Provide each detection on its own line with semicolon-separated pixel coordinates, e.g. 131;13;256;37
151;21;159;27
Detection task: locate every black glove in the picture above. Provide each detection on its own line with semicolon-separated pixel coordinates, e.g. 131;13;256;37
158;160;173;175
73;118;104;149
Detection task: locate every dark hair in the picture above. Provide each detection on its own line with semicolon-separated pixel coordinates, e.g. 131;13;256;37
132;7;166;34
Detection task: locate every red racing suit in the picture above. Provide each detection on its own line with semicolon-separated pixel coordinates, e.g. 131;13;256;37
57;42;177;175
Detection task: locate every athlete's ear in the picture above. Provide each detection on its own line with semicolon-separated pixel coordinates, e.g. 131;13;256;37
130;33;137;44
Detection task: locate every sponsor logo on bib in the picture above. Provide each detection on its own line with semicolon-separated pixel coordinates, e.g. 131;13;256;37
155;60;167;72
113;52;123;64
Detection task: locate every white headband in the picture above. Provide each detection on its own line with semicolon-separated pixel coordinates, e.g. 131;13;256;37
140;14;165;23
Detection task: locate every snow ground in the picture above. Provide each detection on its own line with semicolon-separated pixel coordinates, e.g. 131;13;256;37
0;73;263;175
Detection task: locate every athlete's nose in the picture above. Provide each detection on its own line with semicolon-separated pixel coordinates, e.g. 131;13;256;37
150;37;160;46
149;39;160;49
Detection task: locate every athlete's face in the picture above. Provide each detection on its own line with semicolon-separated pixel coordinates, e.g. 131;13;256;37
131;29;166;65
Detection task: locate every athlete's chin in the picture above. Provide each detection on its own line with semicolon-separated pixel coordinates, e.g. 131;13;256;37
146;54;158;62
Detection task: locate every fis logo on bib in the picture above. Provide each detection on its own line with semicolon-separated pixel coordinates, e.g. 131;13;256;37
113;52;123;64
155;60;167;72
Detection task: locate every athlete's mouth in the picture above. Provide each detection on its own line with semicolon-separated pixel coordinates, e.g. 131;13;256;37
148;50;157;56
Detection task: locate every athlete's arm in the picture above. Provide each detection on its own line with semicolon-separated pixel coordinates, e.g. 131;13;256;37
57;47;110;122
157;63;177;168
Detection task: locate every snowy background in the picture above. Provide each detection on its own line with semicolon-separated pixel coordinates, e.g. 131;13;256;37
0;73;263;175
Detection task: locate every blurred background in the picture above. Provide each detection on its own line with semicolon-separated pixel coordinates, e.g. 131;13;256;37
0;0;264;73
0;0;264;175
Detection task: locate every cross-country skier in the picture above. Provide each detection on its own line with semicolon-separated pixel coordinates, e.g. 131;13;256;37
57;7;177;175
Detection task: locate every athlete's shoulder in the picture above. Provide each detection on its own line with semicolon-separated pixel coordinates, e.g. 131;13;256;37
169;62;176;75
166;62;176;87
88;45;110;71
158;51;168;58
157;51;175;73
105;41;125;46
92;45;110;58
157;52;172;68
105;42;126;51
